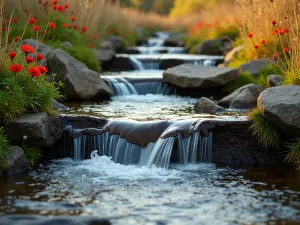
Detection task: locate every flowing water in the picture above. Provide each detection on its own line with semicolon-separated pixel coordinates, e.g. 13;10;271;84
1;31;299;224
0;160;299;225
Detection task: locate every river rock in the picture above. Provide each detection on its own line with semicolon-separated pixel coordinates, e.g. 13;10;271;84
3;146;31;176
104;35;125;52
164;32;185;47
4;113;62;148
195;38;232;56
240;58;274;76
257;85;300;136
163;64;239;88
159;59;185;70
218;84;264;109
0;216;111;225
106;57;135;71
194;97;226;113
267;75;283;87
93;49;115;62
47;49;112;100
59;41;73;49
53;100;69;112
99;40;114;50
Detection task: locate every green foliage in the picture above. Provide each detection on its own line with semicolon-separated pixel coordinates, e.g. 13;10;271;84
62;46;101;72
248;108;281;149
0;128;9;172
282;68;300;85
256;64;281;88
185;36;204;53
22;145;41;167
285;139;300;171
0;50;63;124
224;71;256;94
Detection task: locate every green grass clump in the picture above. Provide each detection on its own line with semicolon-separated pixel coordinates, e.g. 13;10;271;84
285;139;300;172
256;64;281;88
62;46;101;72
282;68;300;85
22;145;42;167
0;128;9;173
248;108;281;149
224;71;256;94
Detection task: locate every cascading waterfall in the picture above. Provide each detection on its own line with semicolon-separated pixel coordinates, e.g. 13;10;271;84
129;56;145;70
103;76;176;96
70;131;213;169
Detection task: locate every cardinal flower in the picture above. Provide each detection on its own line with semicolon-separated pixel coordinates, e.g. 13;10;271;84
36;54;44;61
25;56;35;64
37;65;48;74
8;52;17;60
21;45;35;55
9;64;23;74
28;67;41;78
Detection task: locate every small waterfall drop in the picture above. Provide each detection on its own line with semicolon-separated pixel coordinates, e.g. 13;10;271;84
69;131;213;169
129;56;145;70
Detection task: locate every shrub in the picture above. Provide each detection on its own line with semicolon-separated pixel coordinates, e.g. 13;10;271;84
22;145;41;167
0;128;9;173
248;108;281;149
285;139;300;172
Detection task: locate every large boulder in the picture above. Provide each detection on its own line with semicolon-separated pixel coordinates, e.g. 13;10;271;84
104;35;125;52
194;38;232;56
47;49;112;100
218;84;264;109
163;64;239;88
3;146;31;176
194;97;226;113
4;113;62;148
240;58;274;76
267;75;283;87
257;85;300;136
0;216;110;225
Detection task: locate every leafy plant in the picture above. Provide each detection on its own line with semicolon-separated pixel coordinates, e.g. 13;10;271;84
22;145;41;167
248;108;281;149
0;128;9;173
285;139;300;171
224;71;256;93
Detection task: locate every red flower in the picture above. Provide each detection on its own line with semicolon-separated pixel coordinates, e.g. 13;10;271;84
25;56;35;64
279;30;285;35
28;67;41;78
2;27;6;31
81;26;87;33
37;54;44;61
33;25;41;31
284;28;289;33
29;18;37;24
25;8;29;12
272;20;276;26
92;34;98;40
88;43;93;48
9;64;23;73
52;0;58;5
21;45;35;54
71;16;76;22
65;4;69;8
15;36;21;42
49;22;56;29
283;47;289;52
273;53;278;62
73;24;78;29
12;18;18;24
272;29;279;35
63;23;71;28
254;44;259;49
52;5;57;10
261;40;266;45
248;33;253;38
5;19;10;24
37;65;48;74
8;52;17;60
58;5;65;12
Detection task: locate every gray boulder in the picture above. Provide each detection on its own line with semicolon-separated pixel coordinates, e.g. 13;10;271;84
99;40;114;50
257;85;300;136
4;113;62;148
240;58;274;76
194;97;226;113
195;38;232;56
3;146;31;176
53;100;69;112
163;64;239;88
93;49;115;62
104;35;125;52
47;49;112;100
164;32;185;47
0;216;110;225
218;84;264;109
267;75;283;87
